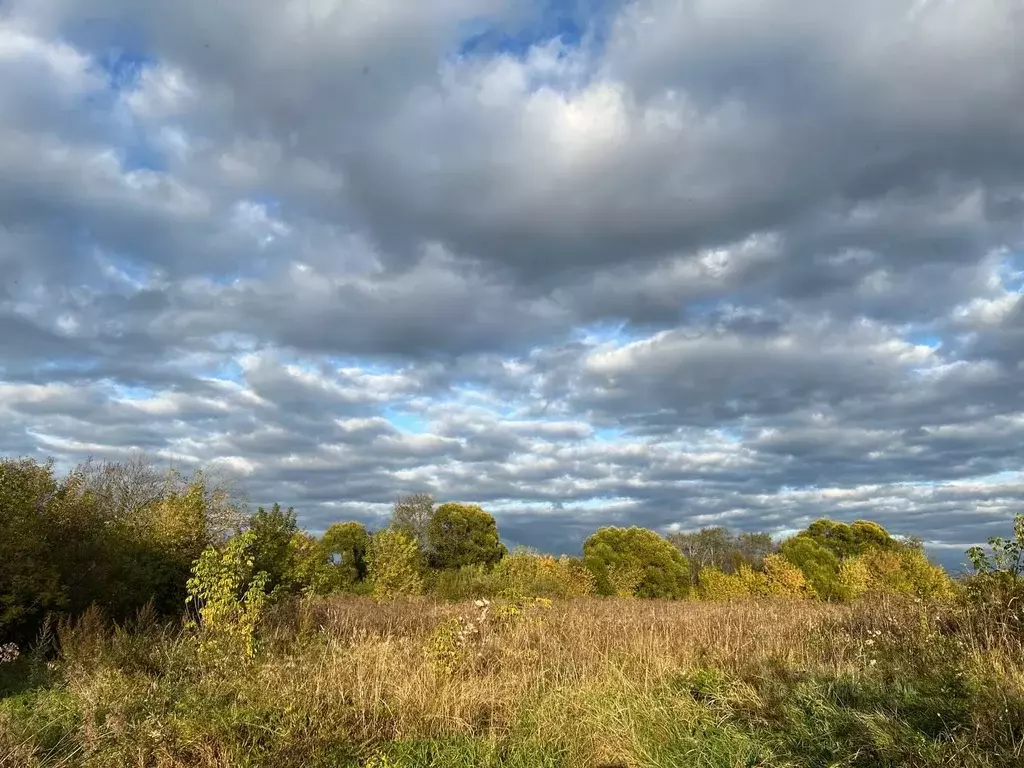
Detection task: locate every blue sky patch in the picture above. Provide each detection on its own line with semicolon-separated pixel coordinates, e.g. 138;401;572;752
456;0;619;61
110;382;155;401
1000;252;1024;293
905;332;943;349
593;426;625;441
382;407;428;434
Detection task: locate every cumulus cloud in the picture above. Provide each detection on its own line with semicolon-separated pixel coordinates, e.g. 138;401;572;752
2;0;1023;570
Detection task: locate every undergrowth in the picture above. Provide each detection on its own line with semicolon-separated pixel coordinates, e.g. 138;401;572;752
2;596;1023;767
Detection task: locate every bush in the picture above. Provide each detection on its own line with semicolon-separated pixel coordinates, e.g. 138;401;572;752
697;567;750;601
491;550;597;599
322;521;370;586
583;527;690;598
0;457;241;643
859;549;954;601
757;554;811;598
779;536;843;601
367;528;424;598
426;563;497;601
186;531;272;663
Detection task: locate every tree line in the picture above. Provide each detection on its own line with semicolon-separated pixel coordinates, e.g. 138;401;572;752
3;455;1020;647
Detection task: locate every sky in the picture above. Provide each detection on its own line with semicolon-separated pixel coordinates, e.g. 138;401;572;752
1;0;1023;572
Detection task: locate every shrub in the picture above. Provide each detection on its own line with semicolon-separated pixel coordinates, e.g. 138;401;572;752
836;556;871;602
322;521;370;586
779;536;843;601
427;563;497;601
967;513;1024;580
697;567;750;601
857;549;954;600
367;528;424;598
759;554;811;598
583;526;691;598
185;531;271;663
491;550;597;599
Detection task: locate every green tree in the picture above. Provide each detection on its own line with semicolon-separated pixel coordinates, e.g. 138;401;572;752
247;503;300;597
284;532;340;597
1;456;245;643
322;521;371;585
0;458;68;641
779;536;842;600
186;531;271;663
427;503;506;570
583;526;690;599
367;528;423;598
800;518;900;559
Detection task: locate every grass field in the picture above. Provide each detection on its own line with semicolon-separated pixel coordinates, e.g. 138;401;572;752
2;595;1023;767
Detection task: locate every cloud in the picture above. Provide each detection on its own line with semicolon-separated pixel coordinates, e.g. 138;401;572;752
1;0;1023;570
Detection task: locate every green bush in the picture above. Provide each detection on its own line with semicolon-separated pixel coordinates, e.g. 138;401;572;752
779;536;843;601
583;526;690;598
322;521;371;586
367;528;424;598
186;530;272;664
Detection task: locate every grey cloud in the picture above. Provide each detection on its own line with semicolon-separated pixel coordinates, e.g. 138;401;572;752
1;0;1023;565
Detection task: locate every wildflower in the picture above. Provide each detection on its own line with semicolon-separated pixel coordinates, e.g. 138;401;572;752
0;643;18;664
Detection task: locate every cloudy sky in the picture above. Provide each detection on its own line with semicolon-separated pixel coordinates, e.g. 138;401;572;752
2;0;1022;570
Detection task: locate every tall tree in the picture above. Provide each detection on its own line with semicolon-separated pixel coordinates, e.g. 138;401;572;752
668;527;776;580
427;502;506;570
391;492;435;551
322;521;371;585
247;503;300;597
584;526;690;599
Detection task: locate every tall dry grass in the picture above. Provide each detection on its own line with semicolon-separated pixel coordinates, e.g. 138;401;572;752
3;595;1023;767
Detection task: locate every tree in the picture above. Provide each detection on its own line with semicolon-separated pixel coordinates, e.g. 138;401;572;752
0;458;68;641
366;528;423;598
779;536;842;600
391;492;435;551
735;532;776;569
246;503;300;597
967;513;1024;580
800;518;900;559
427;503;506;570
669;527;734;575
322;521;371;585
78;453;165;520
284;532;340;597
583;526;690;599
668;527;775;581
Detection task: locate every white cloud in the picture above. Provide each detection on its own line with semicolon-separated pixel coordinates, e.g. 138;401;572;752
1;0;1023;568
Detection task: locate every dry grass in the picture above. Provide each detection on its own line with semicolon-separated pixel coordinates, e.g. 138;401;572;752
3;595;1023;767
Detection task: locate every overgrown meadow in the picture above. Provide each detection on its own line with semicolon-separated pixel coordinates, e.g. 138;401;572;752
2;457;1023;767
